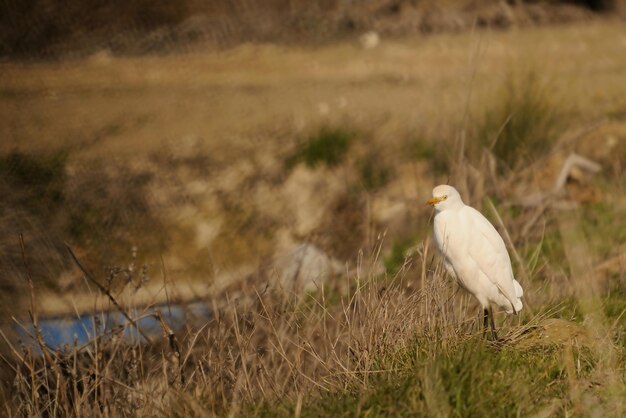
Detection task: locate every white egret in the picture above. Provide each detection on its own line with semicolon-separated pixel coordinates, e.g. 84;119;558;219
427;185;523;339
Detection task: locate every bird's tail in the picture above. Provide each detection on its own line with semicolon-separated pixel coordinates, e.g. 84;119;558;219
513;279;524;298
512;279;524;313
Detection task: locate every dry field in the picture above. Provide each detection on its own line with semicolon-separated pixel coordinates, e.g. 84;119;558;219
0;19;625;417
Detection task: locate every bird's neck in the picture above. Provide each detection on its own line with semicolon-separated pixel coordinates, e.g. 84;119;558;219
435;202;465;213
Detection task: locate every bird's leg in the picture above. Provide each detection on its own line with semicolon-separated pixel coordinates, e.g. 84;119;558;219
488;307;498;341
482;308;489;338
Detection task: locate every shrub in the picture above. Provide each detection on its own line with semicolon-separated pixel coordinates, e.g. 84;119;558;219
63;164;167;262
0;150;68;218
0;150;166;281
478;71;560;169
403;136;451;175
358;151;392;191
286;126;354;169
384;239;413;274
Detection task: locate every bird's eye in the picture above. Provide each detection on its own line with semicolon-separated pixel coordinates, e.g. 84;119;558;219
442;195;448;200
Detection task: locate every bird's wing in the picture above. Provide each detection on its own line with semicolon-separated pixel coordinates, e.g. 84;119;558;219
463;206;519;311
433;215;458;279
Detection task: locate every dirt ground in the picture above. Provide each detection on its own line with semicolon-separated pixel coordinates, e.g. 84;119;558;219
2;21;626;158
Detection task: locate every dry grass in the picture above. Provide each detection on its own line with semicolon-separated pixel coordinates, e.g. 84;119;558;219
1;210;623;416
0;240;436;415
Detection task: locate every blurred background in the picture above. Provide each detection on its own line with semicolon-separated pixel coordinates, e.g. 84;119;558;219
1;0;625;320
1;2;626;415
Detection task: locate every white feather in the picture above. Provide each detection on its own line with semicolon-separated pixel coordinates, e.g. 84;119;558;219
430;185;523;315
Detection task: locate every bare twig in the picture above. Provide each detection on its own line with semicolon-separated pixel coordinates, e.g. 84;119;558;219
155;310;184;388
65;243;154;345
553;153;602;193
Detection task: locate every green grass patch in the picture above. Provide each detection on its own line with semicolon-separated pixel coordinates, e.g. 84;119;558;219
384;239;414;275
63;167;167;262
358;151;392;191
604;274;626;348
580;202;626;259
478;71;561;169
542;224;570;273
604;278;626;324
0;150;167;273
286;126;354;169
403;136;450;175
554;296;585;323
0;150;68;218
253;337;577;417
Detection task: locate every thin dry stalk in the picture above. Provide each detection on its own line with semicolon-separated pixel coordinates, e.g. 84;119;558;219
65;243;154;345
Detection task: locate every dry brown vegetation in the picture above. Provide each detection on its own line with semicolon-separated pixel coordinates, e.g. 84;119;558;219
0;8;625;417
2;233;623;416
1;0;625;57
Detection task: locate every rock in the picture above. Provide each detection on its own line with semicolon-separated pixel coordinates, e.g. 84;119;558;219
369;162;430;235
281;166;347;236
359;31;380;49
273;243;342;293
372;199;407;225
195;219;222;248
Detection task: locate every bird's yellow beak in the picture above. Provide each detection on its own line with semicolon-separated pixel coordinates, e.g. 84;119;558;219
426;196;446;206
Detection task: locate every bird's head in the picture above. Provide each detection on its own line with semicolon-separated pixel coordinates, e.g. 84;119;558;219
426;185;464;211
